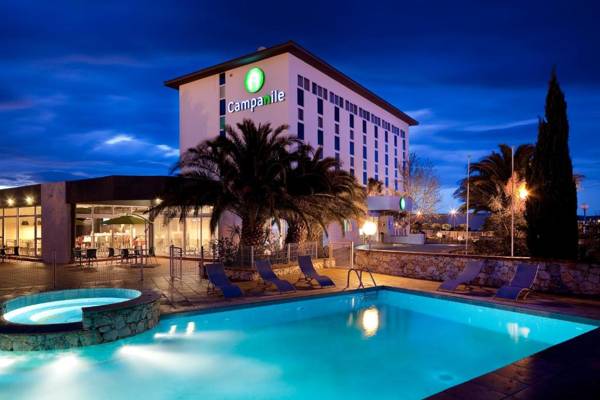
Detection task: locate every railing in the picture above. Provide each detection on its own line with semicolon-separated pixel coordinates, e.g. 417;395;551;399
169;245;183;281
235;241;320;268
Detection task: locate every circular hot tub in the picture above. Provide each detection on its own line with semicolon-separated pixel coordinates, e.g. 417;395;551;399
0;288;160;351
2;288;141;325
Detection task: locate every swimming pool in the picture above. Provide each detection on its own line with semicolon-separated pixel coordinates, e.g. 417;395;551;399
2;288;141;325
0;288;596;399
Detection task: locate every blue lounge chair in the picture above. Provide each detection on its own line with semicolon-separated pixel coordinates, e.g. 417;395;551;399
255;260;295;293
297;255;335;287
205;263;243;298
438;261;483;292
495;264;539;301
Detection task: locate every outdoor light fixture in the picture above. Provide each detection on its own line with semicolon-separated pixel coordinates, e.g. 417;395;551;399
450;209;457;215
155;198;162;205
7;198;14;207
361;220;377;237
518;184;529;201
361;307;380;337
416;210;423;217
25;196;33;205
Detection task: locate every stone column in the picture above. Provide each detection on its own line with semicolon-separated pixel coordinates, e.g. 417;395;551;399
41;182;74;264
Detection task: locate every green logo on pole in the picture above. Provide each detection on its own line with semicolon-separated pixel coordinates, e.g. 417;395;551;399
400;197;406;211
244;67;265;93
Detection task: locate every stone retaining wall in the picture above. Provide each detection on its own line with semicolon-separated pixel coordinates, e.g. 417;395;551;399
225;258;335;281
0;291;161;351
355;249;600;296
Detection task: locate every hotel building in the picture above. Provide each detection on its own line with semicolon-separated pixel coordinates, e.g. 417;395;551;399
0;41;417;263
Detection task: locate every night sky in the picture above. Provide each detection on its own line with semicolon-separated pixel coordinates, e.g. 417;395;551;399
1;1;599;213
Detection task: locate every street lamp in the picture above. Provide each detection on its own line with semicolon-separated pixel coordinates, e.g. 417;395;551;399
518;184;529;201
450;208;457;229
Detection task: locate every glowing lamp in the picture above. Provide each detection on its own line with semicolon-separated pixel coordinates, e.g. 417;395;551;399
361;307;380;337
25;196;33;205
7;198;15;207
362;221;377;236
518;185;529;200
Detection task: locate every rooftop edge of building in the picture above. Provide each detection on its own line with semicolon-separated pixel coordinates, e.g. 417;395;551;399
164;40;418;127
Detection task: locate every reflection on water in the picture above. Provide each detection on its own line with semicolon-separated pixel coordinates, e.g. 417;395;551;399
361;307;380;337
506;322;531;343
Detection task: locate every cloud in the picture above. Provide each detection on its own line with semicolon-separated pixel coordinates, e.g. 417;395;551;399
104;134;135;145
156;144;179;157
0;99;34;111
463;118;538;132
405;108;433;120
45;54;146;67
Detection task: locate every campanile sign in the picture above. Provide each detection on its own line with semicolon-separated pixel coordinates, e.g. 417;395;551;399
227;66;286;113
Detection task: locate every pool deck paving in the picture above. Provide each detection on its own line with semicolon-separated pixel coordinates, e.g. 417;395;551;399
0;258;598;399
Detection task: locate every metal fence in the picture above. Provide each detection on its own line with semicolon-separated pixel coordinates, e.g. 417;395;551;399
236;241;320;267
328;241;354;269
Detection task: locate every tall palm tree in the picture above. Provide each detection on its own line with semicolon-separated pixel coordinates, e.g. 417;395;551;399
283;145;366;243
149;119;304;247
454;144;534;212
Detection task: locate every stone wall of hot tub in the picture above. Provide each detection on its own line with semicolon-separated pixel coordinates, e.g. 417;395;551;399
0;290;161;351
355;249;600;296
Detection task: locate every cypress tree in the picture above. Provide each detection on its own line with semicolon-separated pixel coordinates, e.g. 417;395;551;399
526;71;578;259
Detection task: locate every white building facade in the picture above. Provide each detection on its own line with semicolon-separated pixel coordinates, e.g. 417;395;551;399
166;41;418;243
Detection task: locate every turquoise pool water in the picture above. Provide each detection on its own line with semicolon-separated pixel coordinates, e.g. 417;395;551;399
0;289;596;399
3;297;133;325
2;288;140;325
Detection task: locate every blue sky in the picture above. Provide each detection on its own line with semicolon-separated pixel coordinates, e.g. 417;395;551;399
1;1;599;213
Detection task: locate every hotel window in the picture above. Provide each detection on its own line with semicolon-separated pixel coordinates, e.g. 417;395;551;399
334;107;340;122
362;135;367;145
318;129;324;146
350;157;354;167
362;146;367;158
312;82;317;94
334;124;339;134
385;131;388;143
401;130;406;138
375;151;379;163
219;72;226;85
350;129;354;140
317;98;323;115
297;89;304;107
362;120;367;133
385;154;389;164
219;99;226;116
297;74;303;87
318;116;323;128
374;126;378;139
297;122;304;140
363;172;367;185
334;136;340;151
303;77;310;90
349;114;354;128
350;168;355;176
403;139;406;151
298;108;304;121
350;142;355;155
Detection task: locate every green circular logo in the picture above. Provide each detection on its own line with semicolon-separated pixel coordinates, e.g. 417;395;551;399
400;197;406;211
244;67;265;93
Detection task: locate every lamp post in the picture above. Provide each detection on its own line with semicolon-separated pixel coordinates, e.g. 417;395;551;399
450;208;457;229
465;155;470;254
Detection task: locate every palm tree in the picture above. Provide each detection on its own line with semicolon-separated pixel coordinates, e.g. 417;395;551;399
149;119;304;247
283;145;366;243
454;144;534;213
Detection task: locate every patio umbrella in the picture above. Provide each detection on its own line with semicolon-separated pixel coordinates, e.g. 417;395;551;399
101;215;147;225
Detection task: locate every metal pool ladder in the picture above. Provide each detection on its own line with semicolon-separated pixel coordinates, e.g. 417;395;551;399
344;265;377;289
